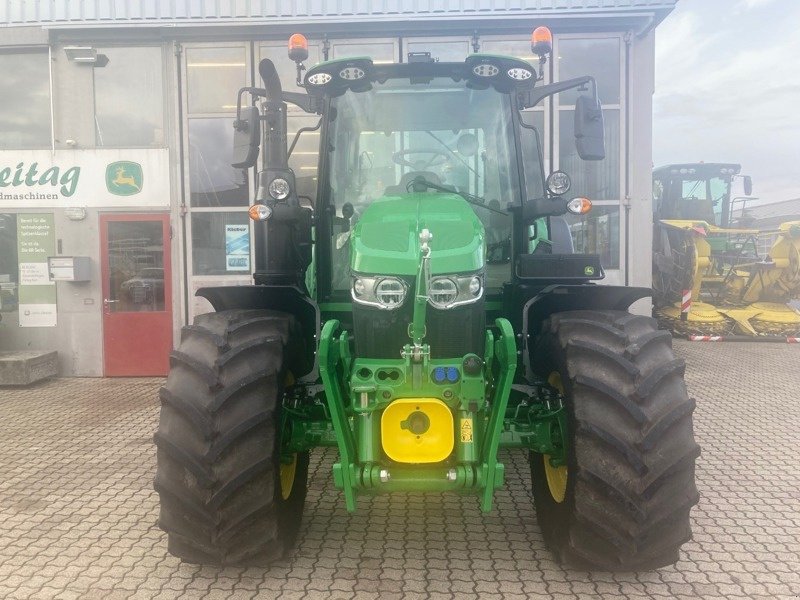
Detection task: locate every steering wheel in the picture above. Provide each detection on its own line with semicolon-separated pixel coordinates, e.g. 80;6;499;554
392;149;450;170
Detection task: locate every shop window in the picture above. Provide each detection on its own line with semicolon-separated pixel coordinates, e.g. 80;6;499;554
333;41;396;63
481;39;538;64
558;109;620;201
186;47;246;114
0;50;51;149
261;43;321;96
557;38;621;105
565;205;620;269
405;39;469;62
188;118;249;207
191;212;250;276
0;214;18;313
94;47;165;147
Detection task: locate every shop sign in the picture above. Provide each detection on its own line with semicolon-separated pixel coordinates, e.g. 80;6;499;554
0;149;170;208
17;213;57;327
225;224;250;272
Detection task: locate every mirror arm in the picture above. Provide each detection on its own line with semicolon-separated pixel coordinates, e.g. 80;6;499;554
234;86;266;125
519;75;597;109
282;91;319;114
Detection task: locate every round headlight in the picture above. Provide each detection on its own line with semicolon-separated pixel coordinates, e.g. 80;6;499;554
375;279;406;308
546;170;571;196
429;278;458;308
268;178;290;200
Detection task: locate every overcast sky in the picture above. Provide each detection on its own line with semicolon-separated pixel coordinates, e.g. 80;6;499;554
654;0;800;203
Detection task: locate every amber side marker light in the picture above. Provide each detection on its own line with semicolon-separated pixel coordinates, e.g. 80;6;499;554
567;197;592;215
249;204;272;221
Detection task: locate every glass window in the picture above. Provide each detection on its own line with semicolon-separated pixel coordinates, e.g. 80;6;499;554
288;115;322;204
558;109;620;200
565;205;620;269
557;38;620;105
106;221;165;312
0;50;51;149
94;47;164;147
404;39;470;62
261;43;321;96
520;113;545;200
186;47;246;114
188;118;249;207
481;39;538;65
191;212;250;275
333;42;395;64
0;214;18;313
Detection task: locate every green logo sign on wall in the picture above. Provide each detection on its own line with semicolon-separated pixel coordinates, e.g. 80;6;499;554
105;161;143;196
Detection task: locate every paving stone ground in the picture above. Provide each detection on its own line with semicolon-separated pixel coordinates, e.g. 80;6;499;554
0;340;798;599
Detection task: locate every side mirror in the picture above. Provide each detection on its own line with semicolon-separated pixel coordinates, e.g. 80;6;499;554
232;105;260;169
743;175;753;196
574;95;605;161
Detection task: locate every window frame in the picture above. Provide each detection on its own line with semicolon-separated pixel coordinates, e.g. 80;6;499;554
92;44;168;149
182;43;255;320
553;32;626;276
0;47;54;151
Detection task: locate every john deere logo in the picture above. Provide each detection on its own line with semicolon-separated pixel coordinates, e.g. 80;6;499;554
584;266;596;276
106;161;143;196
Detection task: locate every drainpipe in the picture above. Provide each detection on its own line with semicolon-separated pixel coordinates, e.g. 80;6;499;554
174;41;190;326
624;31;632;287
48;45;55;154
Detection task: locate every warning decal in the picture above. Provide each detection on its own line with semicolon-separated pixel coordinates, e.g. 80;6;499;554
460;418;473;443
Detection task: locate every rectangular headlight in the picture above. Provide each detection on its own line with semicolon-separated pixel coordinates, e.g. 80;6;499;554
352;276;408;310
429;274;483;309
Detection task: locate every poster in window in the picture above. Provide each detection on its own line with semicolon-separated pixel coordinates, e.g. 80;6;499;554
225;224;250;272
16;213;57;327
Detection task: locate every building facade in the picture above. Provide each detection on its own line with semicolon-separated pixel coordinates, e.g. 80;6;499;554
0;0;675;376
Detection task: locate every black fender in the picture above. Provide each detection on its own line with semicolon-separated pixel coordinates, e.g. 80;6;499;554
513;283;652;381
196;285;320;380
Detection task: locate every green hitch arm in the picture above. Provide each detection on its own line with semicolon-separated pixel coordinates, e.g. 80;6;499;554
318;319;359;512
409;228;433;347
479;317;517;512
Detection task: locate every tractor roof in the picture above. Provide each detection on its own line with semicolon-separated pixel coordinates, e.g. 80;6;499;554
653;163;741;178
303;54;537;97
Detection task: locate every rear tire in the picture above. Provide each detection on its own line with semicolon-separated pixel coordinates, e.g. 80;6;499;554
530;310;699;570
154;309;308;566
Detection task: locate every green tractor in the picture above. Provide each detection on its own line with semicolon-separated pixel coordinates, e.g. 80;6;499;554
154;28;699;571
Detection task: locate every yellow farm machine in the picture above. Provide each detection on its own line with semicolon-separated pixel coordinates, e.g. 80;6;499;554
652;163;800;341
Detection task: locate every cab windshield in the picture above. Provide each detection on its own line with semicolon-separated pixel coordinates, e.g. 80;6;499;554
326;76;540;290
678;177;731;226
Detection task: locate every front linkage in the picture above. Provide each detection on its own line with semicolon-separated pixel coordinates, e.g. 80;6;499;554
282;230;566;513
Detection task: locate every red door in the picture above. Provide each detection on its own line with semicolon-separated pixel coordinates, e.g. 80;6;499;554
100;214;173;376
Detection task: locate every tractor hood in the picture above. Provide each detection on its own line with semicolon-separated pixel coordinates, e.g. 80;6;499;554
351;193;485;276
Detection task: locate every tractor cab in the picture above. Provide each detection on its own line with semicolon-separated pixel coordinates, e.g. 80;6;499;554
653;162;751;228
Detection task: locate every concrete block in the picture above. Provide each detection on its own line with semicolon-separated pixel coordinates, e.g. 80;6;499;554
0;351;58;385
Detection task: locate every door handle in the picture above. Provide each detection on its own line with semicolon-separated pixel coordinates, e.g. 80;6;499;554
103;299;119;304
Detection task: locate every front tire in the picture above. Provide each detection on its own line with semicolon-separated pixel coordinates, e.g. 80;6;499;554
530;310;700;570
154;309;308;566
